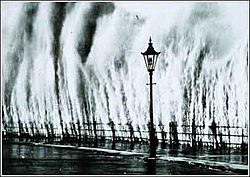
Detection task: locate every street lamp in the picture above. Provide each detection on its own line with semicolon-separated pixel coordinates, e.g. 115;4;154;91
141;37;161;158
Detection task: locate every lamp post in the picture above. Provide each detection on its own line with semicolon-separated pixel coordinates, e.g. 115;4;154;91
141;37;161;158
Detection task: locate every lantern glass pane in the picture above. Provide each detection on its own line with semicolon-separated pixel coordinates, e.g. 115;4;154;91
148;55;153;70
153;54;158;69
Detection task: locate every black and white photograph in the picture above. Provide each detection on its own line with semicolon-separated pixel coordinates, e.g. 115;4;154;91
1;1;249;176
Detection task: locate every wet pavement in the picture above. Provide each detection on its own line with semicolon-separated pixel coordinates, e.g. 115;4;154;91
2;140;248;175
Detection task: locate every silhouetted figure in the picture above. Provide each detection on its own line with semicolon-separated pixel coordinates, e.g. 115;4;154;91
45;123;50;140
64;124;70;143
136;15;139;20
191;118;197;149
137;125;144;143
18;120;23;141
30;122;35;138
93;119;97;140
50;122;55;139
198;138;203;149
219;132;226;151
76;119;81;141
72;122;77;139
34;124;40;141
127;121;134;143
227;126;231;150
241;129;247;153
169;121;179;148
108;120;115;143
158;120;166;148
209;120;218;149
